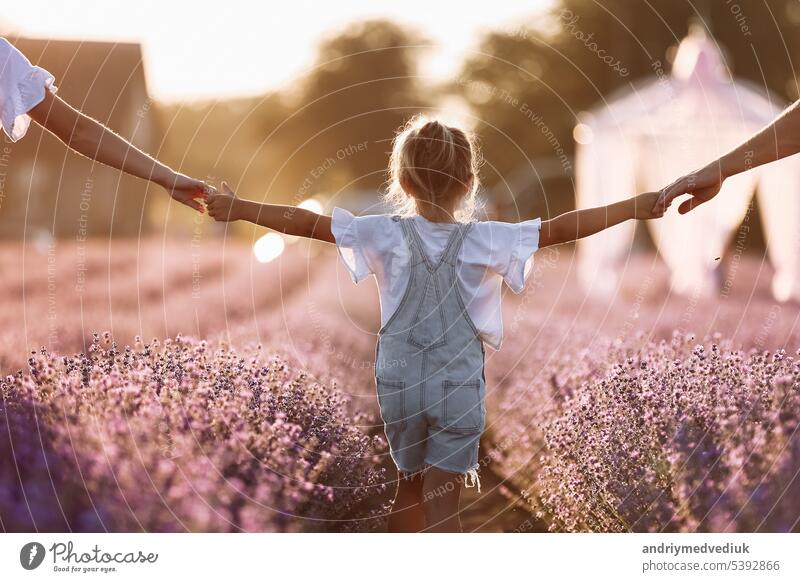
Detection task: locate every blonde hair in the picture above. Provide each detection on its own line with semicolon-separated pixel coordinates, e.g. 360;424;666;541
384;115;482;222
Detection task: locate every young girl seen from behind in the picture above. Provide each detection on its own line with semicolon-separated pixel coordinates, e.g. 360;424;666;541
206;115;667;533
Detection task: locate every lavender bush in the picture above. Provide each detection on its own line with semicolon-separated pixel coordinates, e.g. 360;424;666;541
518;333;800;532
3;240;800;532
1;333;388;532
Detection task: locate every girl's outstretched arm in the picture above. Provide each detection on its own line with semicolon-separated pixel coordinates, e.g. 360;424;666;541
539;191;664;248
207;182;335;243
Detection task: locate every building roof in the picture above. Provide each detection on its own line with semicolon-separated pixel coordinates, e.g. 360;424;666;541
0;35;158;238
8;35;153;133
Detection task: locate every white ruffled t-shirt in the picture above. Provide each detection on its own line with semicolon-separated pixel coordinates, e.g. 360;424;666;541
0;37;57;142
331;207;541;350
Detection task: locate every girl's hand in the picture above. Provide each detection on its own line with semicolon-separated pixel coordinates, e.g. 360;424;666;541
633;191;668;219
207;181;241;222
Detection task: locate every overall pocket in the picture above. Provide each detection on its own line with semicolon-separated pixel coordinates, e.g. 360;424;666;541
442;379;483;433
376;377;406;430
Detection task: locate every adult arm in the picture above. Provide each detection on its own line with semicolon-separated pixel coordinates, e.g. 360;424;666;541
654;99;800;215
27;89;208;212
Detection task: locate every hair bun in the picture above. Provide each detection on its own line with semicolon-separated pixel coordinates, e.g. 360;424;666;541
418;120;449;150
420;119;444;135
386;114;481;222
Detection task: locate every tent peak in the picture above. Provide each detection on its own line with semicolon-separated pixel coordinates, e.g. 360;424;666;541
672;24;728;83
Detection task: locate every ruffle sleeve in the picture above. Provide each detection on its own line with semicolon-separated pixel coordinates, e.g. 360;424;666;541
501;218;542;294
1;38;58;142
330;206;373;283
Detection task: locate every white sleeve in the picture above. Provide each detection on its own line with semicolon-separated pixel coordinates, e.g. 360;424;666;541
330;207;376;283
0;38;58;142
481;218;542;293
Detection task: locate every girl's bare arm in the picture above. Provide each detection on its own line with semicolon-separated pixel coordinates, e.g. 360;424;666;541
28;90;208;212
539;191;663;248
207;182;334;243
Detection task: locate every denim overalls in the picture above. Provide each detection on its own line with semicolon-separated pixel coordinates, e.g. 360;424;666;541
374;216;485;492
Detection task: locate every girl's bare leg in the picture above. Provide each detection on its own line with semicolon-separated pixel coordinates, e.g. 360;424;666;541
388;474;425;532
422;467;462;532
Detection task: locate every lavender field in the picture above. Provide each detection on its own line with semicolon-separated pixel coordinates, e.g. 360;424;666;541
2;239;799;532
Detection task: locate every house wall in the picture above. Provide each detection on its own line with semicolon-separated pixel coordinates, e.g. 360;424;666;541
0;38;157;239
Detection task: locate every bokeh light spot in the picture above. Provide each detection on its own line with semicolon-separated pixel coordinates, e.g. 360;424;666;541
253;232;285;263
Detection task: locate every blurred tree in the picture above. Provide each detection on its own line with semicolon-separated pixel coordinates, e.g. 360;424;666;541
457;0;800;220
158;94;281;185
264;19;429;206
158;19;428;230
155;93;289;232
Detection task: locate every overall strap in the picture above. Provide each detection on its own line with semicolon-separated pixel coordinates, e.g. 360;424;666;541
439;223;473;267
405;218;465;272
397;217;427;267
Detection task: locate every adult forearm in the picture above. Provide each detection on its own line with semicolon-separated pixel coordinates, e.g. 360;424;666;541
30;91;176;187
71;115;176;187
716;99;800;178
29;91;207;212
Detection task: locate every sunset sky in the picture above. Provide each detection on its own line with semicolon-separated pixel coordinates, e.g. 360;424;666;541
0;0;553;102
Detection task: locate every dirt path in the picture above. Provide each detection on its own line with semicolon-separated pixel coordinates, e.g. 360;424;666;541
460;452;547;533
361;428;547;533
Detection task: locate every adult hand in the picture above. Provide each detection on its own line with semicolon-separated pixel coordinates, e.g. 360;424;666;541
652;164;725;215
162;172;212;213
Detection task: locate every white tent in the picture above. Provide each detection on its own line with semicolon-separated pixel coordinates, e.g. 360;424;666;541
575;26;800;301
